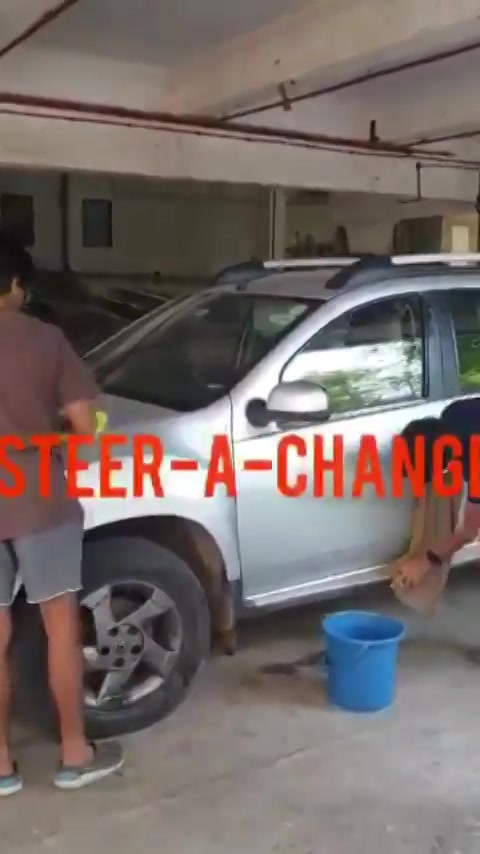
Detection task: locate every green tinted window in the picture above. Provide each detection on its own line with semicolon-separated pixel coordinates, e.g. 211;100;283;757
282;297;425;414
449;291;480;393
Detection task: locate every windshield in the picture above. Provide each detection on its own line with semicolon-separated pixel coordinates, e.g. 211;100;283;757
98;290;317;411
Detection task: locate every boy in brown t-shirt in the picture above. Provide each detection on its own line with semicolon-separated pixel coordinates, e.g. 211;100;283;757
0;235;123;793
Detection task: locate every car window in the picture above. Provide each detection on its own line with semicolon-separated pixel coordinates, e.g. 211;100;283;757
281;296;425;415
98;291;317;411
448;291;480;393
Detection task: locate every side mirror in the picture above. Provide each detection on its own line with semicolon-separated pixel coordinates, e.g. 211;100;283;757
246;380;330;427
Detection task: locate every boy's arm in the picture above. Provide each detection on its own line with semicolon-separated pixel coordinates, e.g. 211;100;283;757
56;330;99;436
63;399;97;436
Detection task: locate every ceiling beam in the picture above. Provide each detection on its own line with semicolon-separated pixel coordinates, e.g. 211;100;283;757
0;108;475;202
358;50;480;145
240;48;480;148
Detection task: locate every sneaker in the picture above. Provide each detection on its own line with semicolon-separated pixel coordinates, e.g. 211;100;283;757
54;742;124;790
0;763;23;796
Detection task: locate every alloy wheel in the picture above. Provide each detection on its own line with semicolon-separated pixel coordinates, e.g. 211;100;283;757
81;581;182;709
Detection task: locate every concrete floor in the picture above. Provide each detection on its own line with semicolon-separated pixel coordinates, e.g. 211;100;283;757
6;569;480;854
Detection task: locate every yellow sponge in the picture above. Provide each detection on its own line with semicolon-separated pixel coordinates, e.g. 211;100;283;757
59;409;108;443
95;409;108;434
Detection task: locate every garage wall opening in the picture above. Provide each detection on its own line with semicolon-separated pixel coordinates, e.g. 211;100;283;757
0;170;477;304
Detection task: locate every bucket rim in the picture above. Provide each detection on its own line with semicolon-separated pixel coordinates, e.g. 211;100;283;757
321;609;405;644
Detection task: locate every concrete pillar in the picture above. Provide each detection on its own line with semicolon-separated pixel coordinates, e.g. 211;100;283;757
268;188;287;259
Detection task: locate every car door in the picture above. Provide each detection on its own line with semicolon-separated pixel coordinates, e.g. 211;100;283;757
233;290;445;606
432;286;480;567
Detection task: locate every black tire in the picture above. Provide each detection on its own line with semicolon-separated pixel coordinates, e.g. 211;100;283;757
12;537;210;740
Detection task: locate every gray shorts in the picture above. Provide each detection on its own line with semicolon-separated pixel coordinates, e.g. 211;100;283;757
0;520;83;607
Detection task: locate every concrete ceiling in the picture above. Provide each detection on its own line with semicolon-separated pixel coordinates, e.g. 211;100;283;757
28;0;300;64
0;0;480;204
242;48;480;145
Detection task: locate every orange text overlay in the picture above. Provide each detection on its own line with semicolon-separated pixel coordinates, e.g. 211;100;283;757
0;433;477;499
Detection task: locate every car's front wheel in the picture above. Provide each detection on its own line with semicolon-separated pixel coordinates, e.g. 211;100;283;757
13;537;210;740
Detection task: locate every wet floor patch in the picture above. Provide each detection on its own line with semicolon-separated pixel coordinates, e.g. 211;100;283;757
462;646;480;667
259;651;320;676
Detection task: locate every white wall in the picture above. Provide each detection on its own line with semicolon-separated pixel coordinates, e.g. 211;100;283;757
0;171;477;287
286;193;478;255
0;170;271;281
67;175;270;278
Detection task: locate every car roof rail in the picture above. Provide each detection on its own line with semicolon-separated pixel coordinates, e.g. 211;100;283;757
211;257;362;288
214;252;480;294
326;252;480;293
213;255;372;286
263;257;360;269
391;252;480;265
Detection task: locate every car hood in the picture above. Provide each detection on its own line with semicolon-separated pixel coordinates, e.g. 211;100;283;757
90;391;231;464
96;393;177;435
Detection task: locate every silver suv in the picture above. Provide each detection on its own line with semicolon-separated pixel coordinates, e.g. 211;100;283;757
15;253;480;739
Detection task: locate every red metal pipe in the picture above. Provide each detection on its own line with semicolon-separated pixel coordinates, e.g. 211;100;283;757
221;39;480;122
0;0;81;60
411;128;480;146
0;91;454;158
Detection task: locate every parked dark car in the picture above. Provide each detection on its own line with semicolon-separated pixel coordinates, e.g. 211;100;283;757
23;275;125;355
22;272;171;354
92;285;170;321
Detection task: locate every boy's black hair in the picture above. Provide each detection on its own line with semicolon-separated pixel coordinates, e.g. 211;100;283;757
0;230;34;295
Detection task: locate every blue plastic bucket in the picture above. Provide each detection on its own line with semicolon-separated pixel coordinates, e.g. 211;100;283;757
320;610;405;713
